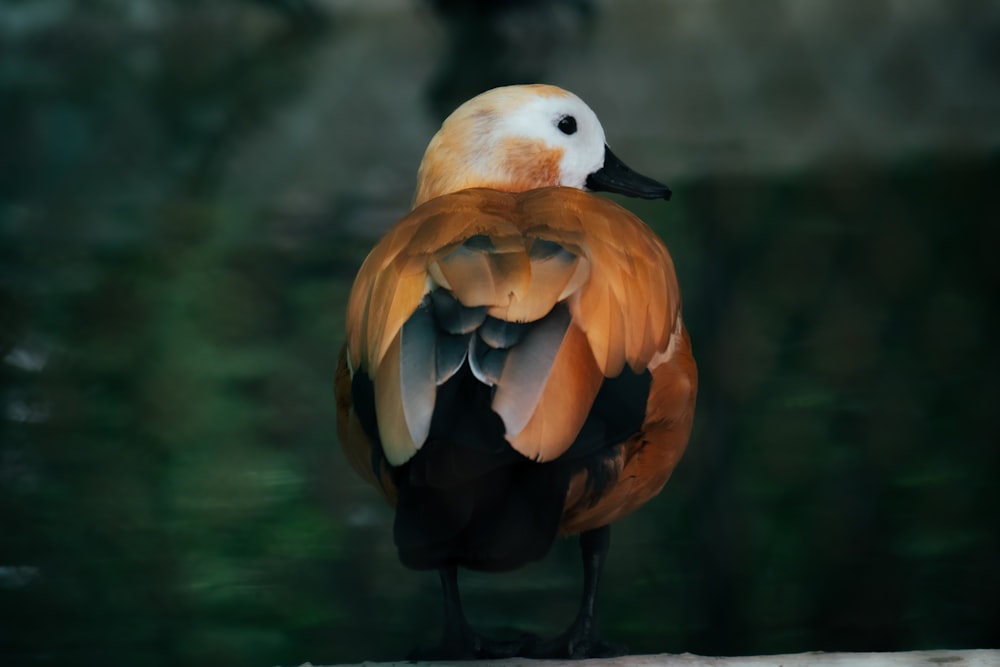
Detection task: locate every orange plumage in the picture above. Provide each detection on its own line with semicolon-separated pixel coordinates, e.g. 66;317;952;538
334;84;696;659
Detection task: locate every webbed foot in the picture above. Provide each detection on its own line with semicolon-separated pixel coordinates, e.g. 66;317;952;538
523;618;626;659
410;628;537;660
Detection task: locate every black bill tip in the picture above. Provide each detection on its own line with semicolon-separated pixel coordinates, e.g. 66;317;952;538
585;145;672;201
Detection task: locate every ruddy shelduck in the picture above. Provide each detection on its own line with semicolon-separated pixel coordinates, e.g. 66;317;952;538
335;84;697;659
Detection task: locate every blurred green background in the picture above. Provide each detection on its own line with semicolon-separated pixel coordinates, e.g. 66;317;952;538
1;1;998;665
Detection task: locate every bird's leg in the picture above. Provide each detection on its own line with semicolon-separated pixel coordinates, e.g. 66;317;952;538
411;565;533;660
526;524;627;658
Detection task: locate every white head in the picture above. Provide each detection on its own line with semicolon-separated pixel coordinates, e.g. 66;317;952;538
413;84;670;208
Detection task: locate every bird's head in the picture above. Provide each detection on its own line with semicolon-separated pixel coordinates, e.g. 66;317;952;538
413;84;671;207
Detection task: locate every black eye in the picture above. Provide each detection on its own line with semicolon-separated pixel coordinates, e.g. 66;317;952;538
557;115;577;135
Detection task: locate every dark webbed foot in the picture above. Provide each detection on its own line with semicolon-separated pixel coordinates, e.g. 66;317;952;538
523;614;626;659
419;525;626;660
417;565;537;660
410;628;537;661
524;525;626;659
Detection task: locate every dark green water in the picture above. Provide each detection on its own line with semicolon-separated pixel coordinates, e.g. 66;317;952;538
2;3;998;666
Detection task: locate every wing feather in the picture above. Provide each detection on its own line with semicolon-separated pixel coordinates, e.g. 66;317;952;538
399;301;437;447
433;245;498;307
435;332;470;384
623;246;654;369
373;331;420;465
486;248;532;307
342;187;683;473
604;289;628;376
369;259;428;369
499;238;589;323
491;305;572;438
575;279;612;373
499;320;603;461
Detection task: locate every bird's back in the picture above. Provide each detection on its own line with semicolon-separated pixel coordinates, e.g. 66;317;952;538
335;186;696;572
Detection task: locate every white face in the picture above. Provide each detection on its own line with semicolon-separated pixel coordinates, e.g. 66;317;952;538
496;93;608;189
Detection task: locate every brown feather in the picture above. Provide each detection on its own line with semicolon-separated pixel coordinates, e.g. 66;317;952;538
560;323;697;535
373;331;421;465
499;321;604;461
340;185;689;488
504;241;589;323
368;261;427;369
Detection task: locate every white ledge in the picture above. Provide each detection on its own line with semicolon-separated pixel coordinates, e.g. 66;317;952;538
316;649;999;667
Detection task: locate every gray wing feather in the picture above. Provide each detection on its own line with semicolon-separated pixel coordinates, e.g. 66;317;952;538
399;302;437;445
491;305;572;438
430;288;488;334
435;332;470;385
479;316;530;349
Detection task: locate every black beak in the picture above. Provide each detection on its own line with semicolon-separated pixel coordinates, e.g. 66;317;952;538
585;145;672;201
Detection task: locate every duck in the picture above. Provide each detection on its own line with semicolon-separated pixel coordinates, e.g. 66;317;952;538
334;84;697;659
